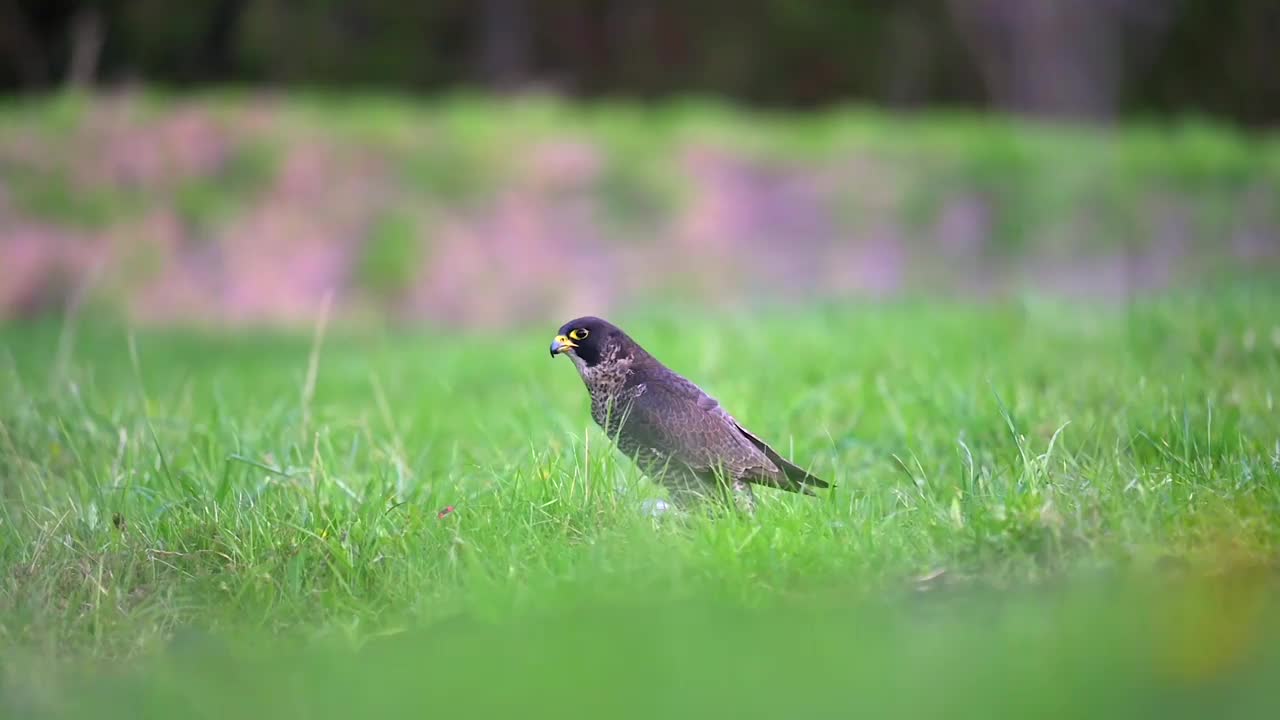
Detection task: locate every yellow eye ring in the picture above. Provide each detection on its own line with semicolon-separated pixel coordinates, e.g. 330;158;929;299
569;328;589;341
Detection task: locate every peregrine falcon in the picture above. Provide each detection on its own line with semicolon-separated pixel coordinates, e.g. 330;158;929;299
550;316;829;511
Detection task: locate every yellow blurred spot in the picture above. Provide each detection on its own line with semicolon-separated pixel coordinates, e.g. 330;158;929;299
1153;559;1271;684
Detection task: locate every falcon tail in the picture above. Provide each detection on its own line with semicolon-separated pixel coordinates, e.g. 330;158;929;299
771;454;830;495
733;422;831;495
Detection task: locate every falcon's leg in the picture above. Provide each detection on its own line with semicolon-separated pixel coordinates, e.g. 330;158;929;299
727;479;757;515
655;470;755;515
686;474;757;515
661;472;717;509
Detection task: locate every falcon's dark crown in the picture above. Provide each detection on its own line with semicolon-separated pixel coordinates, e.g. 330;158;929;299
555;316;633;367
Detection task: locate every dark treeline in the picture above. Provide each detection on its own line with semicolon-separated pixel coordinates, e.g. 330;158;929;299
2;0;1277;125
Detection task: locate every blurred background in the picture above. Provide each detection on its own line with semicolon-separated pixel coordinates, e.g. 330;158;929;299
1;0;1278;327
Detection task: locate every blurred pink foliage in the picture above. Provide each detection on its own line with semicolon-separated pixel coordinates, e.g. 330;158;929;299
1;96;1276;328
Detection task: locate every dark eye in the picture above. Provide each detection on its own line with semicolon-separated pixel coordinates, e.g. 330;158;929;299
569;328;589;341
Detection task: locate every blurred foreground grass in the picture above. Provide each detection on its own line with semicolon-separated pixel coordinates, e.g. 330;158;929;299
2;283;1279;717
9;581;1280;719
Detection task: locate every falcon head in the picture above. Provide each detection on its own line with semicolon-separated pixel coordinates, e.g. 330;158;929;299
550;316;632;368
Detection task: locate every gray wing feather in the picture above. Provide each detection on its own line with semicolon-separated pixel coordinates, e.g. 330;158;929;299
623;372;826;493
624;379;777;481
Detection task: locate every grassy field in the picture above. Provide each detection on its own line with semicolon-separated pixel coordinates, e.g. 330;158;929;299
2;284;1280;718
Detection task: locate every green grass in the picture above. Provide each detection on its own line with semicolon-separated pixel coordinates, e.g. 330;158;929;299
2;286;1280;718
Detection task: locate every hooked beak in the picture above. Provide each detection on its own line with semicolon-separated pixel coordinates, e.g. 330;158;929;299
550;334;577;357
